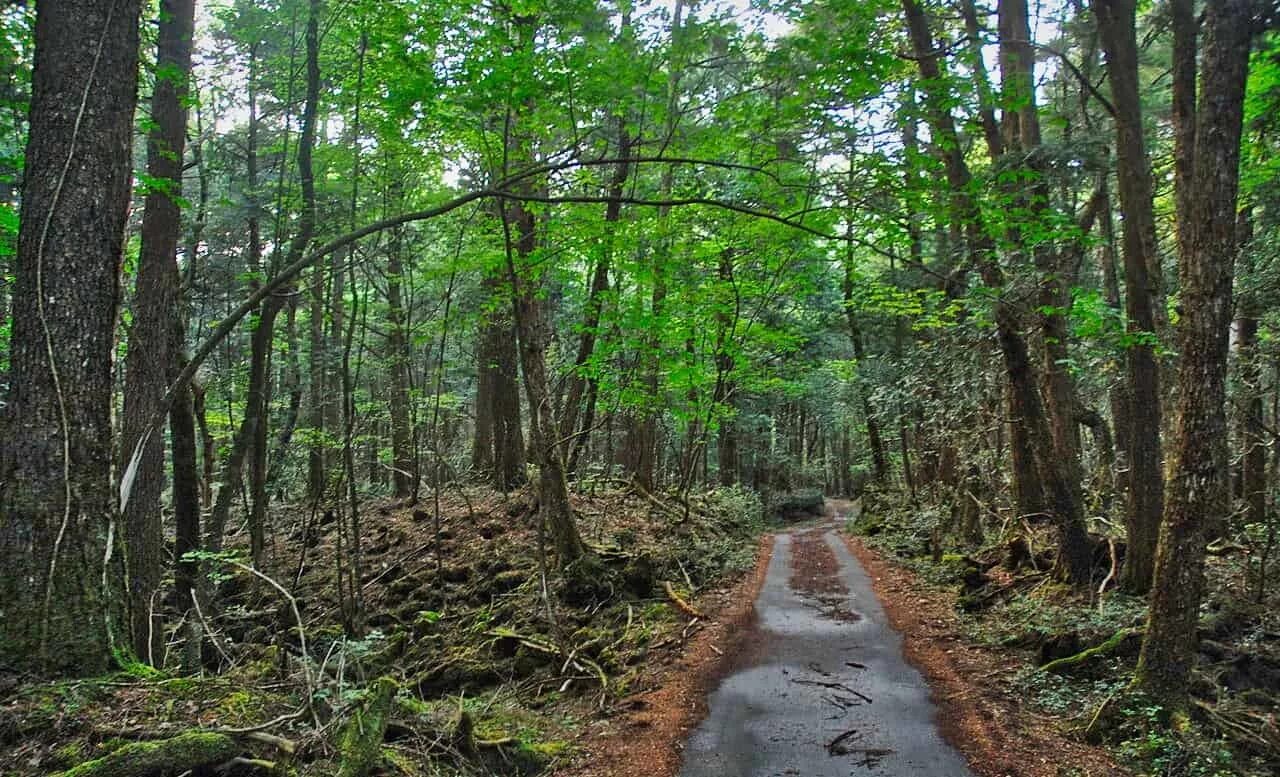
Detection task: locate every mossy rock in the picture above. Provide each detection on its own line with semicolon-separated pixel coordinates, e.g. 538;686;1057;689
621;553;656;597
491;569;528;593
55;732;239;777
559;555;618;606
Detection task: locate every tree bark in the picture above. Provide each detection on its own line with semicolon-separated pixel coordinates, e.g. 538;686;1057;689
1094;0;1165;594
903;0;1091;583
0;0;142;675
386;222;415;498
1135;0;1253;708
120;0;196;664
473;268;527;490
1235;210;1265;531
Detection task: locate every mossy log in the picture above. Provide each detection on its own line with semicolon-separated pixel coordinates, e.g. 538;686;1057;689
56;732;239;777
335;676;398;777
1038;627;1142;674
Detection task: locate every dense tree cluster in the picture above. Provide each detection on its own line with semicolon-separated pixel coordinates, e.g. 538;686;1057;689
1;0;1278;723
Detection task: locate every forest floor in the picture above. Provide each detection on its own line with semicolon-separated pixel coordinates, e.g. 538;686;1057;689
848;492;1280;777
0;483;773;776
5;489;1276;776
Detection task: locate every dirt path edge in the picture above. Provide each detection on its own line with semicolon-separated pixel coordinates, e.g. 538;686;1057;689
838;527;1127;777
558;534;775;777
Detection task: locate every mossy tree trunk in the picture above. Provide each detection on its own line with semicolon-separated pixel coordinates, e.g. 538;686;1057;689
1135;0;1254;709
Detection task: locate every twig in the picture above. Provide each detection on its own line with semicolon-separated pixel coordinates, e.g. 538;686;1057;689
226;560;318;727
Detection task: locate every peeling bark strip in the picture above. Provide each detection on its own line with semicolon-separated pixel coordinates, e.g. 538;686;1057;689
0;0;142;675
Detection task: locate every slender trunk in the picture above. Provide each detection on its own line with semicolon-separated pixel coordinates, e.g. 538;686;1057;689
1098;177;1131;512
903;0;1090;582
628;0;685;491
563;117;632;472
1235;210;1265;531
1170;0;1197;270
267;294;302;488
498;36;587;563
121;0;196;664
1094;0;1165;594
386;223;415;498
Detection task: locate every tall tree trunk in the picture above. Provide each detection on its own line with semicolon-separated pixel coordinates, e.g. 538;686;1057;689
1170;0;1197;269
1094;0;1165;594
386;221;415;498
627;0;686;491
843;274;887;479
120;0;196;665
0;0;142;675
473;268;527;490
207;43;271;562
563;116;632;472
504;186;586;566
1098;176;1131;513
1135;0;1253;708
903;0;1091;583
308;266;327;499
1235;210;1265;532
498;15;586;565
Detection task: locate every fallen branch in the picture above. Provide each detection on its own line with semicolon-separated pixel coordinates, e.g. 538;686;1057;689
54;732;240;777
664;581;703;618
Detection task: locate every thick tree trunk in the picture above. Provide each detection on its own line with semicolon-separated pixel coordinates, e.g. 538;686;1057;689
1094;0;1165;594
473;270;527;490
120;0;196;665
1135;0;1253;708
0;0;141;675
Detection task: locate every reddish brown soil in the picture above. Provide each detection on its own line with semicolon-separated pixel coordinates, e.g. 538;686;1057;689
840;530;1128;777
789;527;860;622
559;535;774;777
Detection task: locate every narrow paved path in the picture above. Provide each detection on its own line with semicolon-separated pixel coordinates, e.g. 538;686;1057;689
678;512;974;776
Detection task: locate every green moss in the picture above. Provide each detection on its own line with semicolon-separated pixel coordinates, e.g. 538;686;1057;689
336;676;398;777
56;732;238;777
51;741;86;768
1039;627;1142;674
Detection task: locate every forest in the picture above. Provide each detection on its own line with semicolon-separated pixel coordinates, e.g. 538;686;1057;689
1;0;1279;775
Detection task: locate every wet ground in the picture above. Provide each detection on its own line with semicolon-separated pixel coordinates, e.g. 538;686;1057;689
677;518;975;776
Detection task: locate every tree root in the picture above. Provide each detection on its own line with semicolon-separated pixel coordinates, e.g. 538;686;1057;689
55;732;241;777
664;581;702;619
1194;700;1280;759
1038;627;1141;674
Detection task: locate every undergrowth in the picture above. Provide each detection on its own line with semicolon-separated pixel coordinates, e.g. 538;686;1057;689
850;489;1279;777
0;485;767;777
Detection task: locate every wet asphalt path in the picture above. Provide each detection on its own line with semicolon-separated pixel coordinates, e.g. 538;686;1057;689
677;514;974;777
